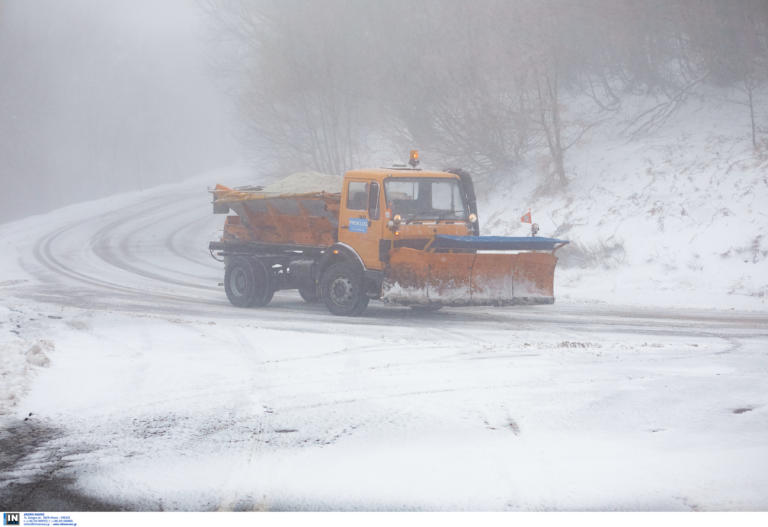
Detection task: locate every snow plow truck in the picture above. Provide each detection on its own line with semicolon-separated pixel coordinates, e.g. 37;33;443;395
209;154;568;316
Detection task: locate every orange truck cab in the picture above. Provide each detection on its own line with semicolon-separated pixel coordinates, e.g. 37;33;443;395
210;158;568;316
338;168;475;271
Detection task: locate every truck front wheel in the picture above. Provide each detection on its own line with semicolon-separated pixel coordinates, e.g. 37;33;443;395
224;256;274;308
320;261;369;316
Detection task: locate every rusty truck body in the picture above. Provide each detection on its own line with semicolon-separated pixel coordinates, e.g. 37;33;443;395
209;160;567;316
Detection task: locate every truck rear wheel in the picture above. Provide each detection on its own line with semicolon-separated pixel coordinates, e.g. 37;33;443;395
320;261;369;316
224;256;274;308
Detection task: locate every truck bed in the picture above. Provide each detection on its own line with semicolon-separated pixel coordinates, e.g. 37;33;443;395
212;185;341;247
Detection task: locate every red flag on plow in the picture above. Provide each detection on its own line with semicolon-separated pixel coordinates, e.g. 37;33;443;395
520;209;532;223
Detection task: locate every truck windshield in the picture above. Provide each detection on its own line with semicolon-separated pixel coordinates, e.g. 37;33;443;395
384;178;467;221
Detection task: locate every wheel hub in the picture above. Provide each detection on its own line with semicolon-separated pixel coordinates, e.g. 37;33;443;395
231;268;247;296
330;277;354;304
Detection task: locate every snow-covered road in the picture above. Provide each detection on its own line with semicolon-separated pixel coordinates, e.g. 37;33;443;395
1;179;767;510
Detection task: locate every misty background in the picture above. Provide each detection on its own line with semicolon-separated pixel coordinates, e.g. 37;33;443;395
1;0;766;224
0;0;242;224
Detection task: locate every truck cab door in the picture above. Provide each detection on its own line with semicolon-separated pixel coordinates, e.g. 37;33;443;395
338;179;384;270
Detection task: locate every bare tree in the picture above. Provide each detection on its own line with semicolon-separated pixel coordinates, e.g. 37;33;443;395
683;0;768;150
205;0;768;182
206;0;380;174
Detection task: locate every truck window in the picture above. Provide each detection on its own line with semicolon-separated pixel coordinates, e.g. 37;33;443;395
386;180;419;202
430;181;462;215
384;178;467;220
347;181;368;211
368;182;380;220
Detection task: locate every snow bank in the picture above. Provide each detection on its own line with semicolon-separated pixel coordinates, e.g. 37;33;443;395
480;93;768;311
0;305;54;416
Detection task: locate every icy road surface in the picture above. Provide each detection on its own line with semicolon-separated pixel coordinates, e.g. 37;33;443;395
1;180;767;511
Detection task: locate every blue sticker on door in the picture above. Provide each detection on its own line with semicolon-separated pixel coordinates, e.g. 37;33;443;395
349;218;368;233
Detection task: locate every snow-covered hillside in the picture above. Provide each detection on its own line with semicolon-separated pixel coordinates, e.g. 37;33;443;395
482;93;768;311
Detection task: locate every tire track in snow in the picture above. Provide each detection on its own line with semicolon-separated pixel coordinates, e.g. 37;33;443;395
34;222;150;298
165;213;222;271
90;201;217;291
112;193;221;280
29;194;221;308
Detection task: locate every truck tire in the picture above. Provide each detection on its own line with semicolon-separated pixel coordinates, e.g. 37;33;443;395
298;285;320;303
224;256;274;308
320;261;369;316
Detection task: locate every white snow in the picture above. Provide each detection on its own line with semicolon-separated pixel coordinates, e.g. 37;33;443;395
2;299;766;510
1;95;767;511
481;94;768;311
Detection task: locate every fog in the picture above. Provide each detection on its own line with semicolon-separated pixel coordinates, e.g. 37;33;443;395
1;0;766;224
0;0;242;224
208;0;767;183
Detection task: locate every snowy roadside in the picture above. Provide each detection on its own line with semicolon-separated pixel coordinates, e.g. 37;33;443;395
1;296;767;511
0;304;56;418
481;94;768;312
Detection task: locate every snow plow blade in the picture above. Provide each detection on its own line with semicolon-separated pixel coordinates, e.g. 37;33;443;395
380;236;567;307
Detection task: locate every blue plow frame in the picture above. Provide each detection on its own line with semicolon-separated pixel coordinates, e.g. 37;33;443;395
433;235;569;252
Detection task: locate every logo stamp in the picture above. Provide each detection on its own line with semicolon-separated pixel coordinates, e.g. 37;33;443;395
3;513;19;526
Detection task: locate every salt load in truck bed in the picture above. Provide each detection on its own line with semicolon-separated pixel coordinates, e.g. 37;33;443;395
211;184;341;247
